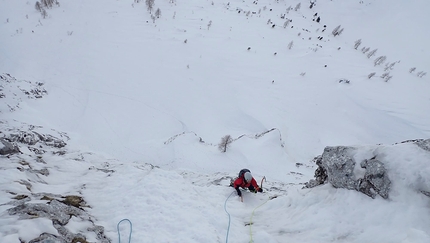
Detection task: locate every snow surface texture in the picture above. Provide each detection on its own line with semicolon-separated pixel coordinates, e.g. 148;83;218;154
1;0;430;242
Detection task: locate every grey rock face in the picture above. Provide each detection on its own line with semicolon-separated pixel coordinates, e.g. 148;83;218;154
6;197;111;243
29;233;67;243
415;139;430;152
306;146;391;199
6;131;67;148
321;146;358;190
2;75;111;242
358;158;390;199
1;121;111;243
305;155;326;188
414;139;430;197
0;73;48;113
7;199;86;225
0;137;21;155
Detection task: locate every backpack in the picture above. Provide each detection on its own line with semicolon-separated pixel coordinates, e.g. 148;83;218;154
238;169;251;179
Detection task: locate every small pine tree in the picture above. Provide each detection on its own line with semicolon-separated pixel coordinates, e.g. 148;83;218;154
283;19;290;28
294;3;301;11
409;67;416;73
368;72;376;79
41;8;48;18
332;25;342;36
354;39;362;50
384;62;396;71
288;41;293;50
35;1;43;12
361;47;370;54
374;56;387;66
384;75;393;82
381;72;390;79
417;71;427;78
218;135;233;153
155;8;161;18
367;49;377;58
41;0;54;8
146;0;155;13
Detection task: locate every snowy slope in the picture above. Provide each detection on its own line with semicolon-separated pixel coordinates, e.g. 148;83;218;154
1;0;430;242
1;0;429;168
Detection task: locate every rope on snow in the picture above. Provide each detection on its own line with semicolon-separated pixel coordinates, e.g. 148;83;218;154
249;196;270;243
249;176;268;243
224;191;235;243
117;218;132;243
226;176;271;243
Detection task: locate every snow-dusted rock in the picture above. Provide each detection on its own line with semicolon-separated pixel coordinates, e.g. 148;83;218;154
357;157;390;199
0;137;21;155
321;146;359;190
0;121;111;243
413;139;430;152
0;73;48;113
7;199;86;226
305;146;360;191
306;139;430;199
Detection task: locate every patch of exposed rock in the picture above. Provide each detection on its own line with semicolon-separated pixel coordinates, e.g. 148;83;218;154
1;77;113;243
0;73;48;113
4;193;109;243
305;139;430;199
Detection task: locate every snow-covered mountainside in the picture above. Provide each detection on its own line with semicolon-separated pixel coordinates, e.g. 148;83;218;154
1;0;430;242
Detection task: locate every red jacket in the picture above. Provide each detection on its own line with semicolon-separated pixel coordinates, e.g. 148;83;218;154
234;177;259;189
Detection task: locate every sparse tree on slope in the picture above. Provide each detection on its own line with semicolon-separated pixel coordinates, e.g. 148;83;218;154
367;49;377;58
146;0;155;13
155;8;161;18
218;135;233;153
354;39;362;50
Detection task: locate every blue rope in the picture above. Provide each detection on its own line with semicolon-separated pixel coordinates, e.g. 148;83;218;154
117;218;132;243
224;191;235;243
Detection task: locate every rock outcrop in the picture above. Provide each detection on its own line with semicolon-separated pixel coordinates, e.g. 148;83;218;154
306;139;430;199
1;122;112;243
1;74;112;242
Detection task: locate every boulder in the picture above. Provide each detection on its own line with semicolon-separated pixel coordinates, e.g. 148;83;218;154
358;158;390;199
305;146;391;199
306;139;430;199
0;137;21;155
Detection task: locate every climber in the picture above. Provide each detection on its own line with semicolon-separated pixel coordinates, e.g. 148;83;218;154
232;169;263;202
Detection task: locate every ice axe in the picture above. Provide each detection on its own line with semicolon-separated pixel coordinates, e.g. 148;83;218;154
260;176;266;189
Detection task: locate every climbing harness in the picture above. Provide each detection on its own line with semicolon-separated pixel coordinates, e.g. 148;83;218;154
224;191;235;243
117;218;132;243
